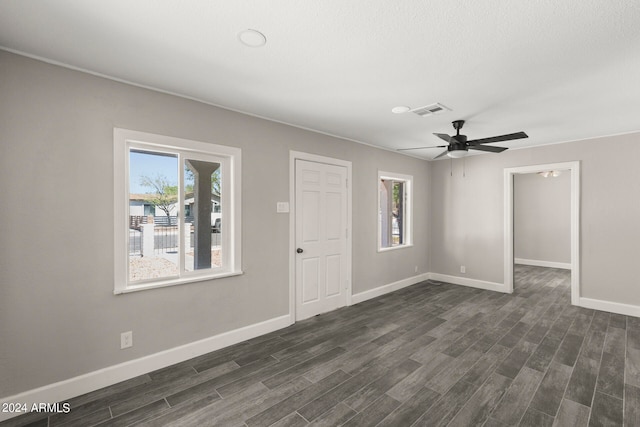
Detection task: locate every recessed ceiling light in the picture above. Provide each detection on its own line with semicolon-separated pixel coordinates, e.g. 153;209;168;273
392;106;411;114
238;29;267;47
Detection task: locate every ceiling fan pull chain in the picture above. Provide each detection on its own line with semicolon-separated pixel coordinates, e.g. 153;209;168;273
450;158;453;176
463;157;466;178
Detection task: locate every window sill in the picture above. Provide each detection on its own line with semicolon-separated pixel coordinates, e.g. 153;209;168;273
114;270;244;294
377;244;414;253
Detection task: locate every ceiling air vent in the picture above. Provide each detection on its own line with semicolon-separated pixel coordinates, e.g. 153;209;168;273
409;103;451;117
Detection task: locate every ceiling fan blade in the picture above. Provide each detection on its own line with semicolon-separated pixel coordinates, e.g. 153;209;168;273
397;145;447;151
433;133;454;143
467;131;528;145
469;145;508;153
433;150;449;159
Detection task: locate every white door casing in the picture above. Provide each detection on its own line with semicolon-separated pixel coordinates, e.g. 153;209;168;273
294;159;349;320
504;161;580;305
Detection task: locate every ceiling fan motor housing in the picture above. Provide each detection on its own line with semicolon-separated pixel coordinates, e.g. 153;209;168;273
450;121;468;153
449;134;468;153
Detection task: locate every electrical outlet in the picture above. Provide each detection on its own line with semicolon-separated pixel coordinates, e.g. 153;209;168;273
460;265;466;274
121;331;133;349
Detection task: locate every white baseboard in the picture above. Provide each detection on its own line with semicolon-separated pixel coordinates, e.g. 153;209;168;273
351;273;430;305
514;258;571;270
428;272;508;293
0;315;291;422
351;272;508;306
579;297;640;318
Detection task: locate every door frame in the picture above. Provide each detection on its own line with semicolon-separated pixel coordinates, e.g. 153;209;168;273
289;151;353;324
504;161;580;305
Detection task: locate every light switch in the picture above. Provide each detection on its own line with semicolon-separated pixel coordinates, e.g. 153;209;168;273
276;202;290;213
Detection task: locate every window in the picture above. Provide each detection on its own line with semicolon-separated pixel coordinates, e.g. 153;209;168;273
114;128;242;293
378;171;412;251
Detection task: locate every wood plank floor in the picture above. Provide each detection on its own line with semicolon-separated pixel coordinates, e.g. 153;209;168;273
3;265;636;426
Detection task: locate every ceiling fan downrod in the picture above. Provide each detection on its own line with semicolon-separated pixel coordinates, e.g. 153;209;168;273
452;120;465;135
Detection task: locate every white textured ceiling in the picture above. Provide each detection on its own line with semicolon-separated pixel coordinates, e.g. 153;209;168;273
1;0;639;159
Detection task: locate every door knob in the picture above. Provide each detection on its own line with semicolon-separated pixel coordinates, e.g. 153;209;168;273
296;248;303;253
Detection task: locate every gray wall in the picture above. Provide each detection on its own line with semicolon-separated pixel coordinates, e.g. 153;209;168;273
430;132;640;304
0;51;430;397
4;48;640;401
514;172;571;264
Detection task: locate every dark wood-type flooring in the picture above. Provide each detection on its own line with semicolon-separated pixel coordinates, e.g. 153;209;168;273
3;265;639;426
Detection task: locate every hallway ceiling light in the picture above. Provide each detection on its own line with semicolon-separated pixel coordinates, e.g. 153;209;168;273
538;170;562;178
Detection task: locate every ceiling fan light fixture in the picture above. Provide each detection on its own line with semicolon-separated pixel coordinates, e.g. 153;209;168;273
447;149;468;159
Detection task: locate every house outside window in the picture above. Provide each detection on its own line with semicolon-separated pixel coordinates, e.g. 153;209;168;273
378;171;413;251
114;128;242;293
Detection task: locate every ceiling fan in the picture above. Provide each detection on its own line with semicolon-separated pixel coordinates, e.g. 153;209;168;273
399;120;528;159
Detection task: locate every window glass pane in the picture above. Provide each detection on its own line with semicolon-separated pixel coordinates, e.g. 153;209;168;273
213;167;222;269
115;128;242;293
184;159;222;271
379;175;410;250
379;179;391;248
129;150;179;282
392;181;404;246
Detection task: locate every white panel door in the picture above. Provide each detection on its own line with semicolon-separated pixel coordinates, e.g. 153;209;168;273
295;159;348;320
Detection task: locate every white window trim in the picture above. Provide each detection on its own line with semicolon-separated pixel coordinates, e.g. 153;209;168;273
377;170;413;252
113;128;242;294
